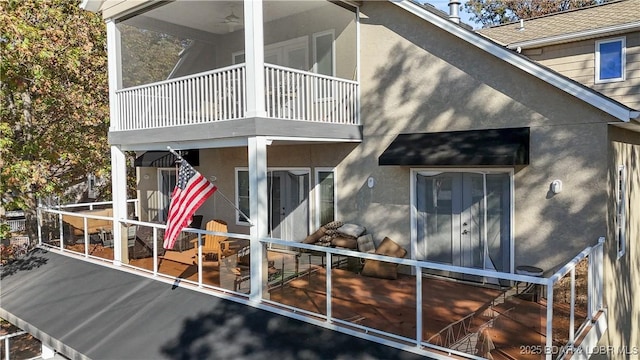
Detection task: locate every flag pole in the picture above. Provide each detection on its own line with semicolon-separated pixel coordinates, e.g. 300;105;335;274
167;146;254;226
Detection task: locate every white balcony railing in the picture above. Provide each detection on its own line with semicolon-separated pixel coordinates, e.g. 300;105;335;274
114;64;358;131
35;204;605;360
115;64;247;131
7;219;26;233
265;64;358;124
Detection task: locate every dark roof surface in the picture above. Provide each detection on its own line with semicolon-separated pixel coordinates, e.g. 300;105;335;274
1;249;428;360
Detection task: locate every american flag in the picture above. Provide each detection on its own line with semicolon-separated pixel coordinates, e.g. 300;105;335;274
163;160;217;250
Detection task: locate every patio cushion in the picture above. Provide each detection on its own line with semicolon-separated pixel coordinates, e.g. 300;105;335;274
302;226;326;244
361;237;407;280
337;223;366;238
331;236;358;249
357;234;375;253
323;220;344;230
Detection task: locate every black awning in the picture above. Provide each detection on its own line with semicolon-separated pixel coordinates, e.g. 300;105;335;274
379;127;529;166
134;149;199;167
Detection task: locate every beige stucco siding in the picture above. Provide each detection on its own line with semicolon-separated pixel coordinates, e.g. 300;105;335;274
595;126;640;359
525;31;640;110
137;1;619;274
351;1;611;271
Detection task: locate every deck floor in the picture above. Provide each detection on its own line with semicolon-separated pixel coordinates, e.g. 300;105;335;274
63;243;584;360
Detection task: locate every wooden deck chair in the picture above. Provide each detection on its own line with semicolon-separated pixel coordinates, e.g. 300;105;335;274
192;219;232;262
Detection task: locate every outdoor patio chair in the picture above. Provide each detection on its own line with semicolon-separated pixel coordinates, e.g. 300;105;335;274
192;219;233;264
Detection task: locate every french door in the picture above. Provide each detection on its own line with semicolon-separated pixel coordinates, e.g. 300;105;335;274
268;170;310;241
415;171;512;274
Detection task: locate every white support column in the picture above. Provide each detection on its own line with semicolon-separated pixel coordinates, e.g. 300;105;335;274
243;0;266;118
111;145;128;266
248;136;268;302
106;19;126;265
106;19;122;131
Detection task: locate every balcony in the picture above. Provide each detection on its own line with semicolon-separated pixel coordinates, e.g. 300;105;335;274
114;63;359;131
34;202;607;360
108;0;360;145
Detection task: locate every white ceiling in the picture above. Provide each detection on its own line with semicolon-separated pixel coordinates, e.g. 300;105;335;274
148;0;330;34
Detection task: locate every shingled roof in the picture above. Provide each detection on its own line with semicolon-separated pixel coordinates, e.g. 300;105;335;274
476;0;640;47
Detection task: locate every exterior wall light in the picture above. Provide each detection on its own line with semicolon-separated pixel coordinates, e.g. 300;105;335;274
551;180;563;194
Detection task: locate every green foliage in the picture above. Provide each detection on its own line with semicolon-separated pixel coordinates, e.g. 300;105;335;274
463;0;609;26
0;223;11;241
119;23;186;88
0;0;110;210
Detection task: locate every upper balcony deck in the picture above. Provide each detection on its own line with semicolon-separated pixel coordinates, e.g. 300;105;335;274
107;0;361;147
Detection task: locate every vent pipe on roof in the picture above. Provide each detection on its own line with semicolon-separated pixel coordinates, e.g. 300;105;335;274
449;0;461;23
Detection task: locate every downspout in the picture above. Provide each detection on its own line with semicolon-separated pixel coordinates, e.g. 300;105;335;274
448;0;461;24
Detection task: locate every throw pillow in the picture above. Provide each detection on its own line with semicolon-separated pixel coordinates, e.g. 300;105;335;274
337;223;366;238
331;236;358;249
357;234;376;253
323;220;344;230
360;237;407;280
302;226;326;244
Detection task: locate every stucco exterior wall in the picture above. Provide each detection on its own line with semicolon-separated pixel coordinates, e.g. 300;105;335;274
136;1;618;274
594;126;640;359
524;31;640;111
349;1;611;272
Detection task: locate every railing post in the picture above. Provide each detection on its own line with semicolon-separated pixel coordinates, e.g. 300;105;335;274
326;252;332;322
153;227;158;275
546;281;554;360
83;217;89;257
416;264;423;347
197;234;203;287
569;267;575;346
37;204;42;246
58;213;64;251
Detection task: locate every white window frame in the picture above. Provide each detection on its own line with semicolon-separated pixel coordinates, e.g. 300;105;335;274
616;164;626;259
595;37;625;84
312;29;335;76
314;167;337;228
409;167;515;274
157;167;177;222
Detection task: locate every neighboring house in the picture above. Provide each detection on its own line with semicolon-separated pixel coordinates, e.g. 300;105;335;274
478;3;640;355
477;0;640;111
2;1;639;359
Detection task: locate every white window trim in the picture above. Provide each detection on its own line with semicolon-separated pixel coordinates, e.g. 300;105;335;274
595;37;626;84
312;29;335;76
409;168;515;274
616;164;626;259
314;167;337;229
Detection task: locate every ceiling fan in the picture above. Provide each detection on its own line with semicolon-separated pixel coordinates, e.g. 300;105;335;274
220;7;242;33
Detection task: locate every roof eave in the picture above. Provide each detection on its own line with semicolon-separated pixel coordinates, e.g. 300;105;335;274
506;21;640;50
390;0;633;122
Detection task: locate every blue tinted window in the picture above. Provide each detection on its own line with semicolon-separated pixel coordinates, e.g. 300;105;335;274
599;40;623;80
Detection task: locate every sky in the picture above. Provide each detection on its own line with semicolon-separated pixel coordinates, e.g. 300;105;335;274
426;1;479;29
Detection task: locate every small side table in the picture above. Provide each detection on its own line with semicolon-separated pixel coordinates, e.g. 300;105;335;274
516;265;544;302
